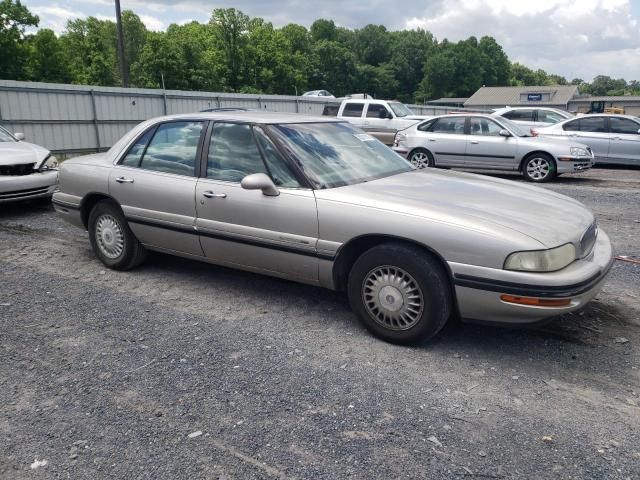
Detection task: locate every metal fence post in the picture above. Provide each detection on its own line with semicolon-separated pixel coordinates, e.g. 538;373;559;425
257;97;262;109
295;98;300;113
89;89;101;152
162;91;168;115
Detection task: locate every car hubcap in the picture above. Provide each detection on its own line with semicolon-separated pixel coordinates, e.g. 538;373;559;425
410;152;430;169
526;158;550;180
95;214;124;259
362;266;424;331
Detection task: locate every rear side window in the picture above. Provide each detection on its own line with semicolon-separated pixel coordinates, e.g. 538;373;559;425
322;105;339;116
563;119;580;132
502;110;534;121
417;119;436;132
609;117;640;134
366;104;390;119
138;121;204;176
120;128;155;167
430;117;466;134
342;103;365;117
579;117;607;132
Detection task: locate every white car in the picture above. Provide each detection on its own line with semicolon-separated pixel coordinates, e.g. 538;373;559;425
0;126;59;203
492;107;573;131
302;90;335;98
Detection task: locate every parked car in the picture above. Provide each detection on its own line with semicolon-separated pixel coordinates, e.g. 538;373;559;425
393;114;594;182
303;90;335;98
0;125;58;203
492;107;573;131
323;98;431;145
534;114;640;166
53;112;612;345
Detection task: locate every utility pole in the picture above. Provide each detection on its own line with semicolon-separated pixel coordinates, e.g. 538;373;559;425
115;0;128;87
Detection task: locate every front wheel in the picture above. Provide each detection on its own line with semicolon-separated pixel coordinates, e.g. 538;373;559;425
522;154;556;182
348;243;452;345
88;200;146;270
408;148;434;169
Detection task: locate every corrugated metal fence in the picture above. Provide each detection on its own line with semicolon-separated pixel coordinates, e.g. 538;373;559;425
0;80;470;155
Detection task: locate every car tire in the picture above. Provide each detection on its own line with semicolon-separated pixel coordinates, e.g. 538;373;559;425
88;200;146;270
408;148;434;169
347;243;451;345
522;153;556;182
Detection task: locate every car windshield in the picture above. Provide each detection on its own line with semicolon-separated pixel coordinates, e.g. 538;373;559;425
0;126;16;142
388;102;414;118
496;117;532;137
268;122;413;189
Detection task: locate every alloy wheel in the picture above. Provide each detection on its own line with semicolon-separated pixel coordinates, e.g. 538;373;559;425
410;151;431;169
526;157;551;180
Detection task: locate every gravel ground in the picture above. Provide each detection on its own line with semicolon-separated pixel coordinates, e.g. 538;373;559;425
1;167;639;479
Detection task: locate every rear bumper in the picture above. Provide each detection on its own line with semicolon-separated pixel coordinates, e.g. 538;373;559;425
449;230;614;324
0;170;58;202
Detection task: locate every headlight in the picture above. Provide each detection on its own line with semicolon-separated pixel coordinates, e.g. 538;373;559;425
570;147;589;157
504;243;576;272
38;155;59;171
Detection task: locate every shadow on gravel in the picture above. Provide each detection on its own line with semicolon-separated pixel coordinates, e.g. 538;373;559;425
0;199;53;220
142;251;635;354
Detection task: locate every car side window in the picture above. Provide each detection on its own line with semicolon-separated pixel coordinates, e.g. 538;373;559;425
609;117;640;135
138;121;203;176
343;103;365;117
120;128;155;167
538;110;565;123
417;119;436;132
254;127;301;188
503;110;534;121
207;123;268;182
431;117;466;134
563;120;580;132
469;118;503;136
366;104;390;119
578;117;607;132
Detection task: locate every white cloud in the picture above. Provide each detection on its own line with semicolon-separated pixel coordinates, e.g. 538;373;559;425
31;5;86;33
139;14;165;31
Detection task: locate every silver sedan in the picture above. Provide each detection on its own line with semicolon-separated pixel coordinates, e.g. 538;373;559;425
53;112;613;345
534;114;640;166
393;114;594;182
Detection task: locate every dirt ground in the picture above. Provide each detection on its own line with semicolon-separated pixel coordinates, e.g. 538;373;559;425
1;166;639;479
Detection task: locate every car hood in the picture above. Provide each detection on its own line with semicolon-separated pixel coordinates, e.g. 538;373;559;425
63;152;111;166
0;141;50;166
316;169;594;248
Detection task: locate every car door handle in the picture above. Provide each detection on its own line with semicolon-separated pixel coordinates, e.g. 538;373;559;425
470;140;479;144
427;138;436;142
115;176;134;184
611;137;621;140
202;191;227;199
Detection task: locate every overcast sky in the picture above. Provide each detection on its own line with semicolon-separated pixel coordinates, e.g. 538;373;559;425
23;0;640;82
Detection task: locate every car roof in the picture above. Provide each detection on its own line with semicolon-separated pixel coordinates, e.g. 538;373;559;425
155;111;343;125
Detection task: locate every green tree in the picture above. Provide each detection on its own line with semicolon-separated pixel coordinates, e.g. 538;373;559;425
0;0;38;79
354;24;391;66
310;40;357;96
26;28;69;82
210;8;249;91
121;10;148;86
478;36;510;86
310;19;337;42
130;31;187;89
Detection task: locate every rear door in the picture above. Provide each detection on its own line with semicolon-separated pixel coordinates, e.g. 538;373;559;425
607;117;640;165
562;117;610;162
109;120;205;256
340;102;366;129
465;117;518;170
501;109;535;129
421;116;468;166
195;122;319;282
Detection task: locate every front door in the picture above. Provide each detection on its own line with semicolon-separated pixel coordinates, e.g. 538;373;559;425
109;120;205;256
195;122;319;282
562;116;610;163
363;103;396;145
608;117;640;166
465;117;518;170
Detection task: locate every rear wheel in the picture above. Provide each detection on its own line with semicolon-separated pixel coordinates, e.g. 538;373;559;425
522;153;556;182
408;148;434;169
88;200;146;270
347;243;451;345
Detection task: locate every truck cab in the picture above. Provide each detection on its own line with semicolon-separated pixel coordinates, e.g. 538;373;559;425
330;99;430;145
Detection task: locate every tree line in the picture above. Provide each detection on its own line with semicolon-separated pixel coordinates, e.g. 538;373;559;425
1;0;638;102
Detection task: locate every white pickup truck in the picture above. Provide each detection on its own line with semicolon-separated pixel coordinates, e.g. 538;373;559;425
322;99;432;145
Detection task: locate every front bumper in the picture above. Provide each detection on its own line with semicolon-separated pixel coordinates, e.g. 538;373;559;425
0;170;58;203
555;155;594;174
449;230;614;324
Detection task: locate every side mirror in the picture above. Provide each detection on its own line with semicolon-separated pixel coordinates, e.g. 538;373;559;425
387;111;394;119
241;173;280;196
499;129;511;138
14;132;25;141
